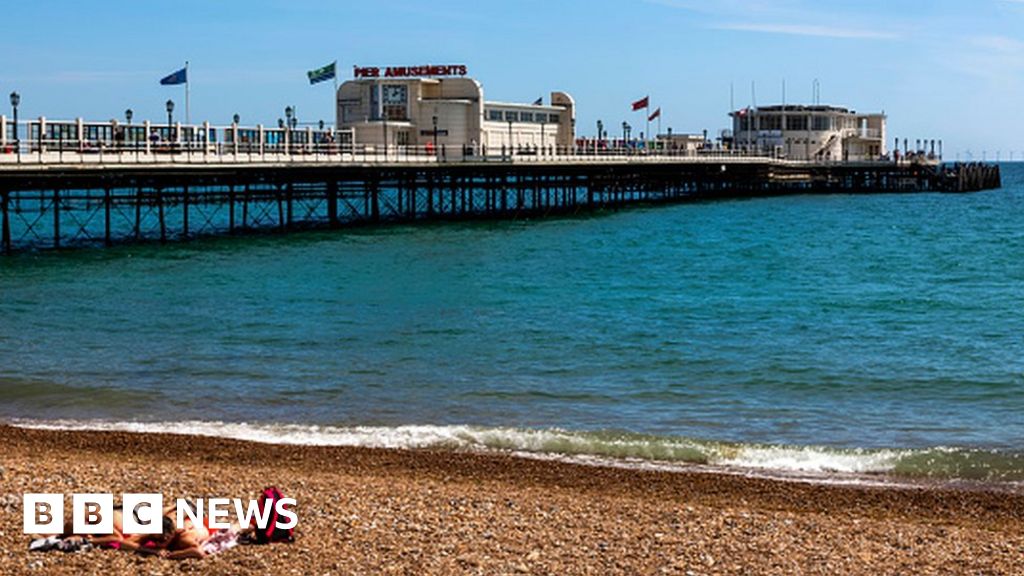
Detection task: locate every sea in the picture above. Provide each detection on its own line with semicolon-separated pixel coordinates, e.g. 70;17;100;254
2;163;1023;485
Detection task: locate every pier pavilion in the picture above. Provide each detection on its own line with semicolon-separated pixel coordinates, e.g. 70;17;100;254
337;65;575;158
729;105;886;162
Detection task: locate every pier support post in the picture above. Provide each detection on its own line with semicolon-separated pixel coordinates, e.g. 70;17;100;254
134;188;142;240
327;180;338;227
158;189;167;242
277;183;285;231
182;185;190;238
242;184;249;228
1;190;10;255
228;184;236;233
370;177;380;222
286;181;294;228
104;187;112;247
52;189;60;249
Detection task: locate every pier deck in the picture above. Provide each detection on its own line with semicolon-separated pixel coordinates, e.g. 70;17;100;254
0;153;1001;254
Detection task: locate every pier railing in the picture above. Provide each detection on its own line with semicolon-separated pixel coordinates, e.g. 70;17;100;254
0;116;893;168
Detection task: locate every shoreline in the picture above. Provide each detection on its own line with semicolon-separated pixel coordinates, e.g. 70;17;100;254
1;425;1023;574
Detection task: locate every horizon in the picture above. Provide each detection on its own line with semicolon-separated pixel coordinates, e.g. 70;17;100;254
0;0;1022;160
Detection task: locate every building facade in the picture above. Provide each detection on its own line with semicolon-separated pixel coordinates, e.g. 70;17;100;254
729;105;886;162
337;65;575;156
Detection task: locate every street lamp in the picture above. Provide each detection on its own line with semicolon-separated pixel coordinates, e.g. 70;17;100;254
233;113;240;125
124;108;133;154
285;106;293;154
166;99;175;145
10;91;20;160
622;121;629;151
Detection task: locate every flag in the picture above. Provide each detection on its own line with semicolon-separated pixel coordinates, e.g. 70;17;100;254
532;97;543;106
648;107;661;121
631;96;649;111
307;61;337;85
159;67;187;86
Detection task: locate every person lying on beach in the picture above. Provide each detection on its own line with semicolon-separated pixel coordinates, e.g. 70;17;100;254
29;505;177;553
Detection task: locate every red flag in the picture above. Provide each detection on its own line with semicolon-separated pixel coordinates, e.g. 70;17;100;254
631;96;649;111
648;107;661;121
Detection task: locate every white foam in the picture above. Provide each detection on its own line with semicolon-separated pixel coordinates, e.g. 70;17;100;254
5;418;911;483
721;445;905;474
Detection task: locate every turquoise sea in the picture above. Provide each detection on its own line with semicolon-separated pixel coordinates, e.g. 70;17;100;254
2;164;1023;483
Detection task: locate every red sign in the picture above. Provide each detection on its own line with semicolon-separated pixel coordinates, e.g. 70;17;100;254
353;65;468;79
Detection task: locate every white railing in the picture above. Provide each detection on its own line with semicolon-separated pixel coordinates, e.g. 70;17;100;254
0;117;892;168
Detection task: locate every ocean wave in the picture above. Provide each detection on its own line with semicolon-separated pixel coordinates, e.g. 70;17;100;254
8;419;1024;484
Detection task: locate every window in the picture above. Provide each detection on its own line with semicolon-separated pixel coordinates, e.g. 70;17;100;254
759;115;782;131
505;111;518;122
549;114;560;123
785;115;808;131
812;116;831;131
520;112;534;122
487;109;503;121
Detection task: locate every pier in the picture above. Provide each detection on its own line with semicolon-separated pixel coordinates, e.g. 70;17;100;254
0;125;1002;254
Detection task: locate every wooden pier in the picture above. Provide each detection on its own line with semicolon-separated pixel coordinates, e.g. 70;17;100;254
0;156;1001;254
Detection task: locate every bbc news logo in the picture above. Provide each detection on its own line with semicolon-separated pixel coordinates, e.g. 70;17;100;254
24;493;298;534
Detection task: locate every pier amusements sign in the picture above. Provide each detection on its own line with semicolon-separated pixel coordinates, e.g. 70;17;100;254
353;64;468;78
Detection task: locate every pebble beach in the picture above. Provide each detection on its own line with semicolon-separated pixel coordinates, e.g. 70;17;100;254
0;425;1022;575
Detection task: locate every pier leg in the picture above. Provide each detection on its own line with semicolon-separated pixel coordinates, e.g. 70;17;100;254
1;191;10;255
182;185;190;238
158;189;166;242
286;182;293;228
242;184;249;228
327;180;338;228
134;188;142;240
104;187;112;247
53;189;60;249
277;183;285;231
228;184;235;233
370;178;380;222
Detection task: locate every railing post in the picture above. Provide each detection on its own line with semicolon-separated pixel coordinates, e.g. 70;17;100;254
144;120;152;158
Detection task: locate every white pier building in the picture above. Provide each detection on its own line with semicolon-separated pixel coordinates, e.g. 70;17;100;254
729;105;886;162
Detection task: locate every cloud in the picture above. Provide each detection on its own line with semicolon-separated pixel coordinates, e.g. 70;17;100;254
713;22;897;39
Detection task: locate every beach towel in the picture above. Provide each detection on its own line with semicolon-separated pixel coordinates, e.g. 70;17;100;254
201;529;240;556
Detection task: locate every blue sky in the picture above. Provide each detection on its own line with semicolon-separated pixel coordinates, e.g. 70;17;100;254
1;0;1022;158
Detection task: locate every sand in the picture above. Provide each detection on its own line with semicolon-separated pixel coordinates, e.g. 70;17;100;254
0;424;1022;575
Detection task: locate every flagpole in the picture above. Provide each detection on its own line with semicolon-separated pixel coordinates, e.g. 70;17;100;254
646;96;650;147
332;61;338;129
185;61;191;125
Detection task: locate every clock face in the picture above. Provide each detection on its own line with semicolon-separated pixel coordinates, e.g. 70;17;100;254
382;84;407;105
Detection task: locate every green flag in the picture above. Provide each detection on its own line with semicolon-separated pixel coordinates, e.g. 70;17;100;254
307;61;336;85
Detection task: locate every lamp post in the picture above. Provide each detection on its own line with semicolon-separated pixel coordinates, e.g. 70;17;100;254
10;92;20;161
596;119;603;154
667;126;673;155
166;99;175;148
124;108;133;155
285;106;293;154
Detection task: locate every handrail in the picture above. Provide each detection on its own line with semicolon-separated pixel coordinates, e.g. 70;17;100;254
0;117;904;167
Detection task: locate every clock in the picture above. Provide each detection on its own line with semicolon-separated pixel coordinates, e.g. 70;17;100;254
382;85;407;105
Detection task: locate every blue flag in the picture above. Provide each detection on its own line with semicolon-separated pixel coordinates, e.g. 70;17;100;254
160;67;187;86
